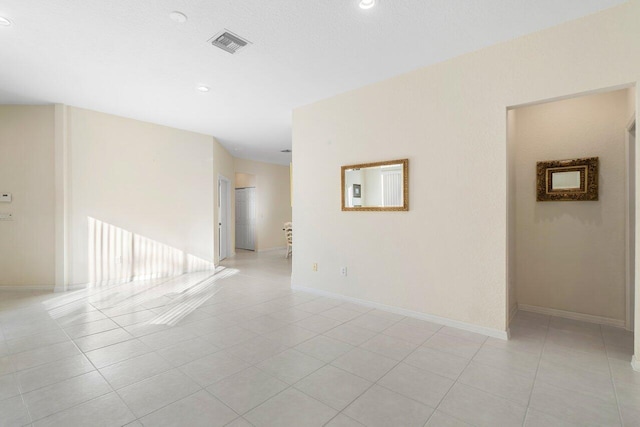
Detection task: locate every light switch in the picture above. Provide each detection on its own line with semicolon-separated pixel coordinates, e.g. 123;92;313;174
0;213;13;221
0;193;11;203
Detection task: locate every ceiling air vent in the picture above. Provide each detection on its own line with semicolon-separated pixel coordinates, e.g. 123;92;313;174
208;30;251;54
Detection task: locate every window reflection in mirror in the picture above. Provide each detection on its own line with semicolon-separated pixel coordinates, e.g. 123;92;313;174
550;170;581;190
341;159;408;211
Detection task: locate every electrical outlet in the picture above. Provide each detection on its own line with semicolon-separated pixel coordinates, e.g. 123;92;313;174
341;267;348;277
312;263;318;272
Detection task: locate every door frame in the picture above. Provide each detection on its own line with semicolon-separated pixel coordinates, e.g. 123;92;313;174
627;116;637;331
235;186;257;251
506;85;638;335
218;174;232;261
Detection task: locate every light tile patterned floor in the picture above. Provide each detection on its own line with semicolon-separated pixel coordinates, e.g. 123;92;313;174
0;250;638;426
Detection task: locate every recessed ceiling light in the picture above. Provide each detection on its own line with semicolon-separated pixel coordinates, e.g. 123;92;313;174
359;0;375;9
169;11;187;23
0;16;12;27
197;85;210;92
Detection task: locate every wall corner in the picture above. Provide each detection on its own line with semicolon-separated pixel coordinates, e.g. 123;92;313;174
54;104;69;292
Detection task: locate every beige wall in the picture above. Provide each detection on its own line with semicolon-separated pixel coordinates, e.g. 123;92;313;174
213;138;235;264
628;87;637;118
236;173;257;188
67;107;215;285
513;89;631;322
292;0;640;337
0;106;290;282
0;106;56;287
234;158;291;251
1;105;238;285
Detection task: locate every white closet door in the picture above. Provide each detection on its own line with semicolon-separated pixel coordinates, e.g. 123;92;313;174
219;178;230;260
382;170;403;206
235;187;256;250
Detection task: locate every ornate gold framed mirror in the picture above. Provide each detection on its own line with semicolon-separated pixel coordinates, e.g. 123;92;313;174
341;159;409;211
536;157;598;201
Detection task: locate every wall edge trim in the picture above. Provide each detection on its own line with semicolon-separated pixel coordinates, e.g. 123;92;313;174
292;284;509;340
257;246;287;252
509;304;518;324
518;304;625;328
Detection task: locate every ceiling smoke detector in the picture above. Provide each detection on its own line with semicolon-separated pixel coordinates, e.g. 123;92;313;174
359;0;376;9
280;149;292;153
169;11;188;23
208;30;251;54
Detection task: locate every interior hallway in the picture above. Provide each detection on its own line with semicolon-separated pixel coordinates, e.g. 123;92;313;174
0;250;638;426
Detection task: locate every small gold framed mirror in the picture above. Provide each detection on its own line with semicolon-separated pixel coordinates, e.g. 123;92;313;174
536;157;598;201
341;159;409;211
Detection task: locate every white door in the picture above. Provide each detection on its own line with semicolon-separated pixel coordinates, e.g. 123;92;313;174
219;177;230;261
382;169;403;207
235;187;256;250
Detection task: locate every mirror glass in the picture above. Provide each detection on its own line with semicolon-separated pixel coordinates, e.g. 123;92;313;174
551;171;581;190
342;159;408;211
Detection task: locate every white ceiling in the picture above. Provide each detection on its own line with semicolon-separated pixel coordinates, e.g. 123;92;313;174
0;0;626;164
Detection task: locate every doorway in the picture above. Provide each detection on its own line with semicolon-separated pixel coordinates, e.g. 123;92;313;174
628;118;637;331
235;187;256;251
507;87;635;332
218;175;231;261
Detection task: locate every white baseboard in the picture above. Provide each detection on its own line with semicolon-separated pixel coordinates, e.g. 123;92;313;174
257;246;286;252
632;355;640;372
0;285;54;291
54;283;88;293
518;304;625;328
0;283;89;292
292;285;509;340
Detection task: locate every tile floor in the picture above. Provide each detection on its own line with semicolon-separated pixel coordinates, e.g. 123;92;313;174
0;250;638;426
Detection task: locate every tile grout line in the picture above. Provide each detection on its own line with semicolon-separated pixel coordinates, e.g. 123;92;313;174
603;324;626;427
320;337;431;426
207;308;413;425
6;288;485;427
317;314;423;426
105;292;352;424
1;299;499;426
535;322;622;426
84;283;248;425
129;385;244;426
522;316;627;426
243;307;409;423
47;307;140;424
26;285;187;424
7;320;127;424
1;324;85;425
99;325;250;423
424;333;489;427
519;313;549;427
4;261;633;427
321;321;449;426
8;340;34;426
49;281;237;425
